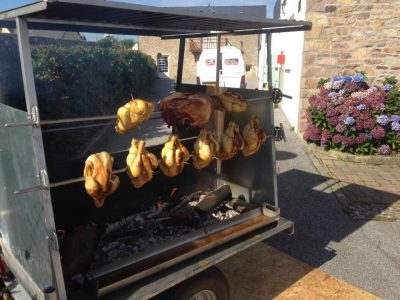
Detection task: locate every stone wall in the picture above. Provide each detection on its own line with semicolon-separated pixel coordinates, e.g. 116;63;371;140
299;0;400;132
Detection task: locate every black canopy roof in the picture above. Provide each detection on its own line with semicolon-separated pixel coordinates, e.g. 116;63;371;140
0;0;311;38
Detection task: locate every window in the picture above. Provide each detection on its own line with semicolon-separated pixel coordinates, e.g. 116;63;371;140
205;59;215;66
158;56;169;73
224;58;239;65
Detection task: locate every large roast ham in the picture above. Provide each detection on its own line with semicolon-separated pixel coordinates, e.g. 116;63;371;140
159;92;219;130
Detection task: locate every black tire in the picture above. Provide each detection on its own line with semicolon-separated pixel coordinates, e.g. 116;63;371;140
171;267;229;300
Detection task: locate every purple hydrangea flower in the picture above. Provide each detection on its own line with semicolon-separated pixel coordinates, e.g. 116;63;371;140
376;115;390;126
366;86;378;94
371;127;386;139
357;103;367;111
390;115;400;122
332;75;342;82
344;116;356;126
352;73;364;83
342;136;356;146
335;123;346;133
332;80;344;90
392;121;400;132
323;82;333;90
378;145;391;155
339;89;346;96
332;134;343;144
328;92;337;98
343;75;352;83
384;84;393;91
356;134;368;144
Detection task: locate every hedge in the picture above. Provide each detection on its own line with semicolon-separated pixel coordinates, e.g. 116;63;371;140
32;43;157;119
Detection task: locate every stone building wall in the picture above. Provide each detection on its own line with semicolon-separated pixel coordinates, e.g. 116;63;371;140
298;0;400;132
138;34;259;82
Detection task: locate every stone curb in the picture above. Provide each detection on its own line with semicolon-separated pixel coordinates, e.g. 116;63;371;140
306;143;400;166
302;140;400;222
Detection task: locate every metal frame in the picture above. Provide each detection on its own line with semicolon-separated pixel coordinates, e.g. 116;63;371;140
15;17;67;300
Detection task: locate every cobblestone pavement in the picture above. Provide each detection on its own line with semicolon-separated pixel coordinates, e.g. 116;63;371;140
306;145;400;221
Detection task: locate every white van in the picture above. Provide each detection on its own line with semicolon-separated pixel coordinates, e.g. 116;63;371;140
196;46;246;88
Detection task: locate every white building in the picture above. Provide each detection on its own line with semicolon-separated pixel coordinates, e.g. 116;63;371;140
259;0;306;132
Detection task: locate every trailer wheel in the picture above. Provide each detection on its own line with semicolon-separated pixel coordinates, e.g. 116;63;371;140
172;267;229;300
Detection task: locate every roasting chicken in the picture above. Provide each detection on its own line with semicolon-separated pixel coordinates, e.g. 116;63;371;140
218;121;245;160
192;128;219;169
160;135;190;177
219;92;248;112
159;92;219;130
242;116;267;156
115;98;154;134
126;139;158;188
84;152;120;208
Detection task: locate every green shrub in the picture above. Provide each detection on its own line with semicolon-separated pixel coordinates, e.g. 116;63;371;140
32;44;157;119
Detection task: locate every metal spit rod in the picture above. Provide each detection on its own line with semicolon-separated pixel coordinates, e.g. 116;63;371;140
13;134;275;194
4;111;162;128
13;136;198;194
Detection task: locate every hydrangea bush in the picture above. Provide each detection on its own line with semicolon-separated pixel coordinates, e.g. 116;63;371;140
304;73;400;155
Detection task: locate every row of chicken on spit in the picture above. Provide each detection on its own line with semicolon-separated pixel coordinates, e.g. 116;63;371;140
84;91;267;208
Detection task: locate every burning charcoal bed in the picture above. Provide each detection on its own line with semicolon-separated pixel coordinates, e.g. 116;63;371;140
91;186;251;269
58;185;280;296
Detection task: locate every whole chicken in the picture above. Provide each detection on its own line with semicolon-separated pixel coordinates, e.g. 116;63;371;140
159;92;219;130
242;116;267;156
219;92;248;112
192;128;219;169
218;121;245;160
126;139;158;188
115;99;154;134
160;135;190;177
84;152;120;208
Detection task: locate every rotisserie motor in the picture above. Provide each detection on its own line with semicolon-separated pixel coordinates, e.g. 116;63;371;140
115;99;154;134
159;92;219;130
160;135;190;177
84;152;120;208
218;121;245;160
126;139;158;188
219;91;248;112
192;128;219;169
242;115;267;156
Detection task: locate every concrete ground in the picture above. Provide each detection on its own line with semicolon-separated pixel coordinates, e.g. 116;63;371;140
265;108;400;300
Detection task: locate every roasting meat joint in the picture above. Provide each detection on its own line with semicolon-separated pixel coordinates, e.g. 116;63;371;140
242;115;267;156
126;139;158;188
115;98;154;134
159;92;219;130
219;91;248;112
84;152;120;208
160;135;190;177
192;128;219;169
218;121;245;160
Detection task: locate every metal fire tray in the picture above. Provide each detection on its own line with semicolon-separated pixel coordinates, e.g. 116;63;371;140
90;204;279;296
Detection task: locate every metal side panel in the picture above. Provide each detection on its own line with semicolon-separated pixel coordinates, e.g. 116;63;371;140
0;104;53;299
